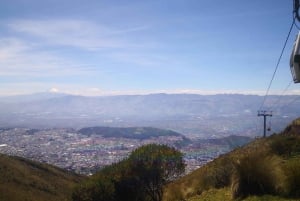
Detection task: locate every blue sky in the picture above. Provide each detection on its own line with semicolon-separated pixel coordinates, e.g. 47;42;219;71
0;0;298;96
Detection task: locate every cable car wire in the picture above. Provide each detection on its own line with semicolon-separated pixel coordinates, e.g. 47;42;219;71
269;80;293;111
280;94;300;110
294;20;300;30
259;18;295;110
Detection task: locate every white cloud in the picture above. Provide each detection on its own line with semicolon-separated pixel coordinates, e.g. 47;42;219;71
107;52;171;67
0;38;30;60
0;36;100;77
0;18;158;78
7;19;147;50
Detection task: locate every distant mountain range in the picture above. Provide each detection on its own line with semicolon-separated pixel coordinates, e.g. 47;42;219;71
0;93;299;138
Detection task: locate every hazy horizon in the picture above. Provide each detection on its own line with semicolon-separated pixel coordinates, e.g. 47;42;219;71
2;88;300;97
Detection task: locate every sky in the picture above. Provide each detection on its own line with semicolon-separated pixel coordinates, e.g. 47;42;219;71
0;0;299;96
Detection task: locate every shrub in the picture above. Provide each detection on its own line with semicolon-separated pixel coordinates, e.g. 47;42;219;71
284;158;300;197
197;157;234;191
72;178;115;201
73;144;185;201
231;151;285;199
270;135;300;157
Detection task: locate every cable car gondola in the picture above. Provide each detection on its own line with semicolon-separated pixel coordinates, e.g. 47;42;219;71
267;119;271;132
290;31;300;83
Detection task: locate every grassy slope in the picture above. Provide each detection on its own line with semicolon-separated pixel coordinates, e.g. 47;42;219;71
0;154;83;201
163;119;300;201
187;188;300;201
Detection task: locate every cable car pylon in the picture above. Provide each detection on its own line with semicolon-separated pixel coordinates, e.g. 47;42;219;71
257;110;272;138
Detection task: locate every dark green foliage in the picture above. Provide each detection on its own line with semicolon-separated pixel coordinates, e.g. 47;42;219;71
72;144;185;201
72;178;115;201
78;127;185;140
128;144;185;201
129;144;185;181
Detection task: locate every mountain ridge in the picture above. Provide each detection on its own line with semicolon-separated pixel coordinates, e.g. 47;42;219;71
0;93;299;138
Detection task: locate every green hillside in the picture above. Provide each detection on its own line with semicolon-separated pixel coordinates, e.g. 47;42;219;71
0;154;83;201
78;126;191;147
78;126;188;140
163;118;300;201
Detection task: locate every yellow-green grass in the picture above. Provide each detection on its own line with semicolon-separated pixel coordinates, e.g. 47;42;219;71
163;118;300;201
187;188;300;201
0;154;83;201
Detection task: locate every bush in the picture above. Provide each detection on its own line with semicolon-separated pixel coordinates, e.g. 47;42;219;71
72;144;185;201
72;177;115;201
270;135;300;157
284;158;300;197
231;151;285;199
197;157;234;191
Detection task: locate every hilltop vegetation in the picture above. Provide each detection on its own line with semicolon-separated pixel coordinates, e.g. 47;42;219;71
0;154;83;201
163;119;300;201
78;126;189;140
78;126;192;148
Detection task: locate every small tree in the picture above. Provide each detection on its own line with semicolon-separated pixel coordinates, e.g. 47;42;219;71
72;144;185;201
128;144;185;201
72;175;115;201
